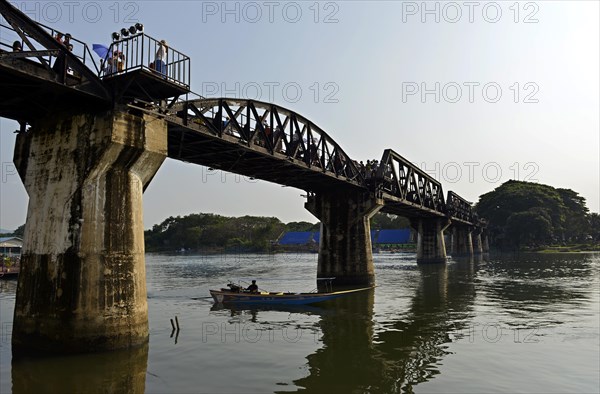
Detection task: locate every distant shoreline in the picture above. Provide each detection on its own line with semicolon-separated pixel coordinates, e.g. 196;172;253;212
534;248;600;254
529;244;600;254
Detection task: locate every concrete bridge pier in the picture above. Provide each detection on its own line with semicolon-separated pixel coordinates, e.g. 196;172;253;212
410;218;450;264
305;191;383;290
482;230;490;254
447;230;456;256
12;110;167;355
472;228;483;254
452;225;474;257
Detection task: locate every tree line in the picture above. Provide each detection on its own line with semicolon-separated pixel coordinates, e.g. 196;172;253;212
143;212;409;252
1;212;408;253
476;180;599;249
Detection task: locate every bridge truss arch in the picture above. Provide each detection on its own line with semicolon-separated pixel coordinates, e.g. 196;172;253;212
163;97;364;191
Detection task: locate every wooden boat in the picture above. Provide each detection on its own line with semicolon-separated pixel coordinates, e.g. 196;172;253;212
209;284;372;305
0;266;19;279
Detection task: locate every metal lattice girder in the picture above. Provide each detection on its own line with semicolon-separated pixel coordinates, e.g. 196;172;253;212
370;150;478;223
446;191;474;224
165;97;364;191
375;149;447;217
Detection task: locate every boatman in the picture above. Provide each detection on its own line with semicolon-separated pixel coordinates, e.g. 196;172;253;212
246;280;258;293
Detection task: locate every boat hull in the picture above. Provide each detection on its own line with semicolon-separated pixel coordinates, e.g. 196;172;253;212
209;287;371;305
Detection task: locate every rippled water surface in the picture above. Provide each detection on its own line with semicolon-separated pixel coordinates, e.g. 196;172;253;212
1;252;599;393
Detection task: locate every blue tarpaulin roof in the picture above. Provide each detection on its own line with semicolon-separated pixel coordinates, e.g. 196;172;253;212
375;229;411;244
278;232;314;245
278;229;412;245
312;232;320;243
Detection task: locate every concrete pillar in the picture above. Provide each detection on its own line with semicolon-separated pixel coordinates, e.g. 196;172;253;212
472;228;483;254
305;191;383;289
454;225;474;257
448;228;457;255
482;231;490;253
12;110;167;355
411;218;450;264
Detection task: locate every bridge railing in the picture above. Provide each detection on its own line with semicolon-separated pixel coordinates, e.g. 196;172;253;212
0;17;100;74
171;98;363;183
100;33;190;89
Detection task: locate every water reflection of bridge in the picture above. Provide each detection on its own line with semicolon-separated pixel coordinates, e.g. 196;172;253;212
11;344;148;394
286;260;476;393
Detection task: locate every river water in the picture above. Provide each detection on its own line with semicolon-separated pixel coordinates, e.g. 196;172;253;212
0;252;598;393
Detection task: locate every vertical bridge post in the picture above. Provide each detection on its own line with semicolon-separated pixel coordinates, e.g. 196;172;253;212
452;225;474;257
472;227;483;254
305;191;383;290
411;218;451;264
482;229;490;254
12;110;166;354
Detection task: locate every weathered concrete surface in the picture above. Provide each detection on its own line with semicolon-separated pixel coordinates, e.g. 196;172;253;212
453;225;474;257
472;228;483;254
12;110;166;354
482;231;490;253
411;218;450;264
305;191;383;289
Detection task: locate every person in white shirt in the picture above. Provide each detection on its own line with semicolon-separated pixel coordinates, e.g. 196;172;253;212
155;39;168;76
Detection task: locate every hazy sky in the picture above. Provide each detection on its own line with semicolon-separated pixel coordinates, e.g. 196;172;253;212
1;1;598;231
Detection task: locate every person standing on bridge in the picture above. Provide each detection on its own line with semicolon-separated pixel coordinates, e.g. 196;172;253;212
155;39;168;77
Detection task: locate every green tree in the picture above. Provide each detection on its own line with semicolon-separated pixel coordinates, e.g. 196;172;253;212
556;188;590;241
13;224;25;237
285;221;319;232
0;224;25;237
476;180;568;246
476;180;599;248
589;213;600;241
144;213;286;252
505;210;552;248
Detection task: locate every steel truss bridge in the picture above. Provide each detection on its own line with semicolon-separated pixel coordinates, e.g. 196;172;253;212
0;0;478;227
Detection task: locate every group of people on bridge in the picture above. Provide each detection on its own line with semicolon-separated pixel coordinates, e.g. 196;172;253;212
357;159;382;180
102;38;169;77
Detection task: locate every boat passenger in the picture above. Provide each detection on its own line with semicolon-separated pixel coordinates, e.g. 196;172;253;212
246;280;258;293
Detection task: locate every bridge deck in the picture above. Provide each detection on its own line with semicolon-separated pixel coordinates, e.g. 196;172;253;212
103;69;189;102
0;53;109;120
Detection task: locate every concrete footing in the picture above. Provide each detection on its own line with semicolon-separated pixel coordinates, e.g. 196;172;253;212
12;110;166;354
411;218;450;264
305;191;383;289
